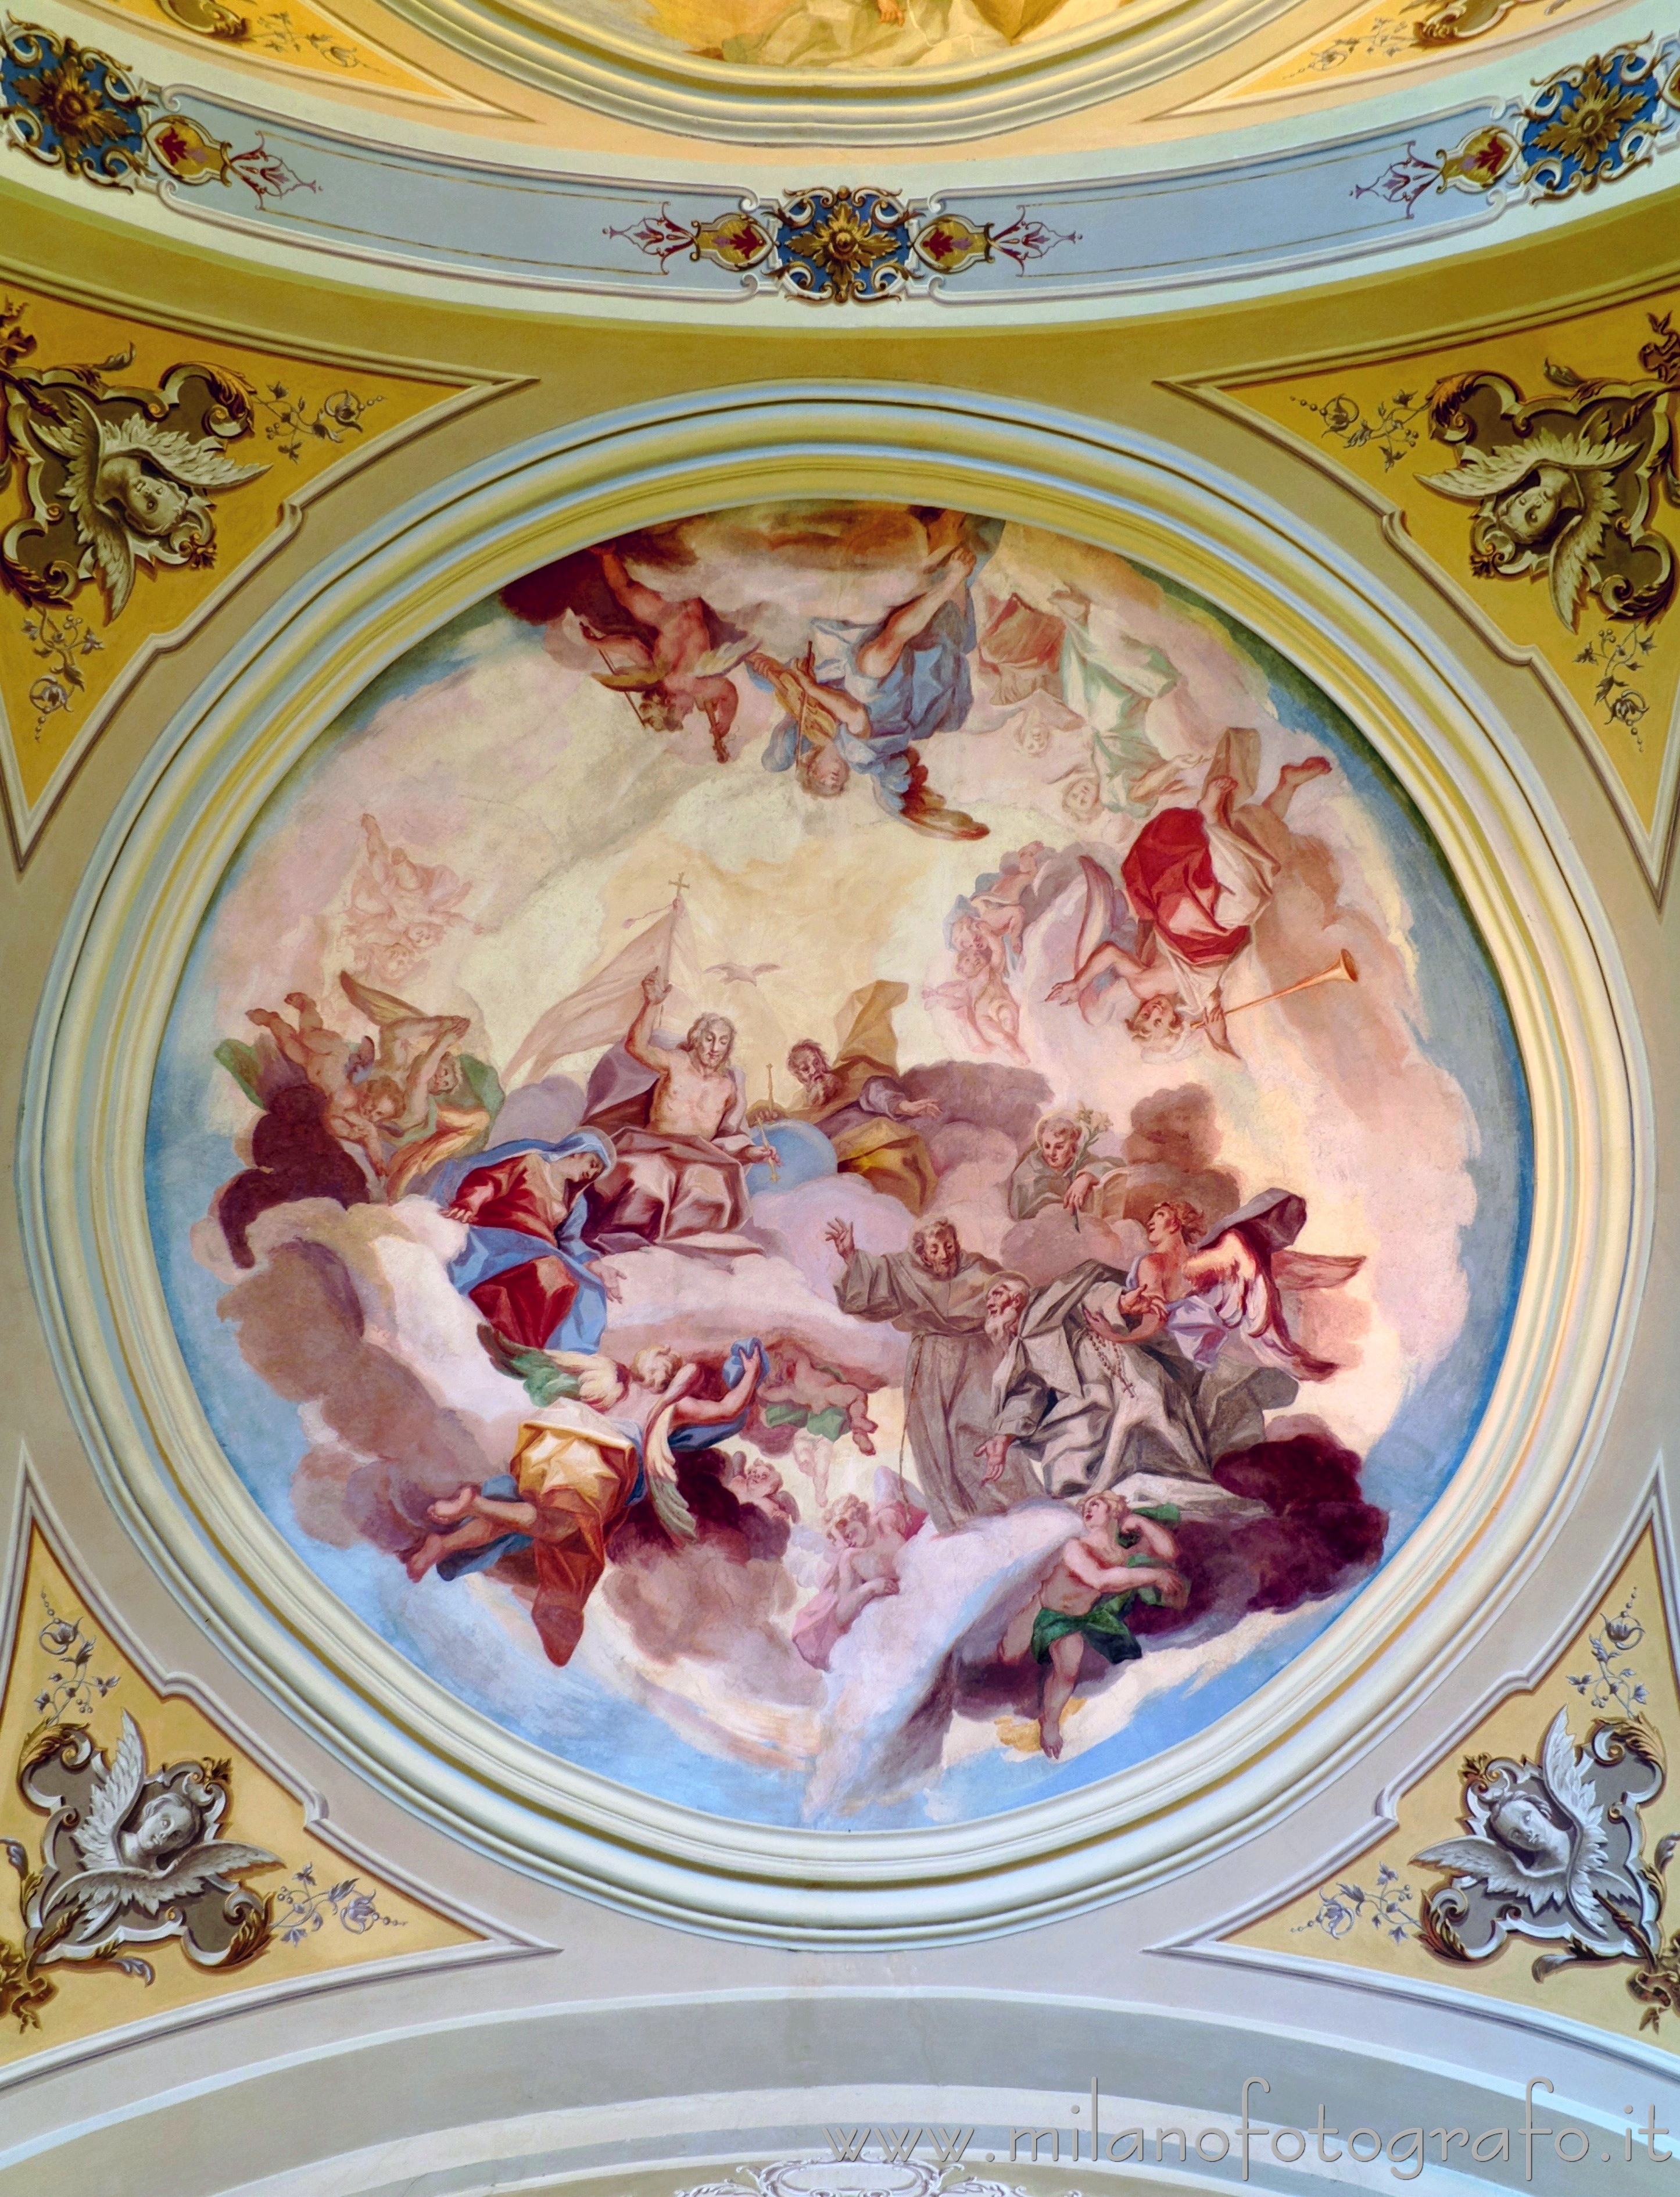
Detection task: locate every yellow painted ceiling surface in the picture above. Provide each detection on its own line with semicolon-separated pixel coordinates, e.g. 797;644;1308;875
1213;282;1680;844
76;0;481;99
1186;0;1620;107
0;1527;476;2064
0;278;478;826
1234;1529;1680;2050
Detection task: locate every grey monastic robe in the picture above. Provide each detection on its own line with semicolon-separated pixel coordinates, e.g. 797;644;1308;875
834;1247;1040;1532
990;1261;1295;1500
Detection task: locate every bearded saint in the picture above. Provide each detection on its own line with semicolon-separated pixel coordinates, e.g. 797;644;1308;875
825;1215;1040;1532
582;973;776;1257
757;981;941;1216
980;1264;1295;1502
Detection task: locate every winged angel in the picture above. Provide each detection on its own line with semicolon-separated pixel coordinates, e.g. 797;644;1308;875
1420;313;1680;633
3;1712;276;2014
1415;1709;1680;2001
0;328;267;620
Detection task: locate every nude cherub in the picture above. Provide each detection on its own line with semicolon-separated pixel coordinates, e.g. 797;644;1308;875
963;841;1048;967
247;992;371;1096
788;1429;836;1511
1027;1491;1187;1758
791;1481;924;1669
249;981;470;1185
720;1450;800;1525
926;917;1030;1067
758;1344;879;1456
586;545;745;761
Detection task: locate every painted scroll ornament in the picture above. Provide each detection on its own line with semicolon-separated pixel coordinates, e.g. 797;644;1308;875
608;188;1079;305
1417;1709;1680;2029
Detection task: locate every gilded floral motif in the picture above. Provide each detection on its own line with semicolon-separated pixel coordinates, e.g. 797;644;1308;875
610;190;1076;304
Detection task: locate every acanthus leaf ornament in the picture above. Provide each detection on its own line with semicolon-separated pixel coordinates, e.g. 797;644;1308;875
607;191;1078;304
1353;35;1680;214
0;20;314;202
1418;312;1680;638
0;325;270;620
2;1683;281;2031
1417;1709;1680;2030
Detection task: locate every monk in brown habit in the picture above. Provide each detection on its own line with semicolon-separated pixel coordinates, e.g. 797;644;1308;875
824;1214;1040;1532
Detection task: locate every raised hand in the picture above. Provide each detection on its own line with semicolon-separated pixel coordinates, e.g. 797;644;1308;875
641;969;671;1004
975;1433;1013;1483
824;1218;857;1261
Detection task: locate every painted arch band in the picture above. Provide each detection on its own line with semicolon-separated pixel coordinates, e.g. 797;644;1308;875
24;395;1635;1942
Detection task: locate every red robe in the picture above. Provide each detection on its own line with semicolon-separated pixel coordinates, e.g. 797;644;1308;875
1122;807;1251;968
451;1154;581;1350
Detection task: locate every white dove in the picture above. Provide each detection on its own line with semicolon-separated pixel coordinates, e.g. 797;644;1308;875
705;962;782;986
42;1713;277;1944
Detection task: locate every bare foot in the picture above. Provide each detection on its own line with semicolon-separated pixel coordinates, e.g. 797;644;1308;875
1280;755;1332;788
428;1483;478;1524
927;543;976;602
404;1535;444;1583
1040;1718;1063;1759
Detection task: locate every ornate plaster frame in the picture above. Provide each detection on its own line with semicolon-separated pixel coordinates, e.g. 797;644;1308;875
372;0;1303;144
0;260;524;867
16;384;1649;1947
0;1441;545;2095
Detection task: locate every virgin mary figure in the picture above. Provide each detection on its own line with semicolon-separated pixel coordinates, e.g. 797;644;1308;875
432;1128;618;1355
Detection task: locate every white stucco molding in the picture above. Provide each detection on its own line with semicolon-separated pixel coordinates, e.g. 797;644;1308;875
16;382;1651;1947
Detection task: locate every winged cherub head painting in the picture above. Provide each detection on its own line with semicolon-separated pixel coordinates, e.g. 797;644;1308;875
27;386;267;617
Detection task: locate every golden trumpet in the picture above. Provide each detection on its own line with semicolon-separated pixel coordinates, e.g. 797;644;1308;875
1216;949;1358;1024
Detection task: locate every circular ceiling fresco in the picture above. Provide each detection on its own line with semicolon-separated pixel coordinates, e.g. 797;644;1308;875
142;499;1529;1834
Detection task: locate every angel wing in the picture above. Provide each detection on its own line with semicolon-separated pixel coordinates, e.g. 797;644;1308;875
1546;470;1618;629
1419;425;1642;502
71;1712;148;1874
647;1471;697;1541
52;1840;279;1939
896;751;988;843
124;1839;278;1914
338;971;465;1078
339;970;425;1026
101;416;268;491
692;632;758;679
1271;1250;1366;1291
1413;1833;1544;1899
28;389;138;614
1076;854;1124;978
1541;1711;1610;1885
1062;855;1133;1022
